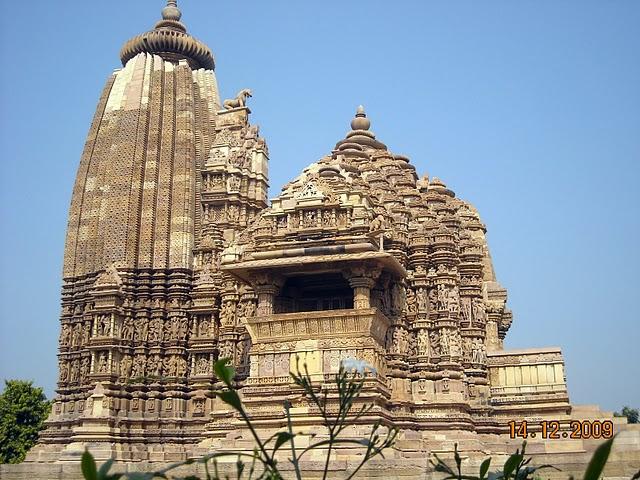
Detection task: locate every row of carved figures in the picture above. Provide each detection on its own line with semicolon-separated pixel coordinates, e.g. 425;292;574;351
388;326;487;364
58;337;252;386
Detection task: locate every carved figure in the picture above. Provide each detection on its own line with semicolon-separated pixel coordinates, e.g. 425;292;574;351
223;88;252;110
97;352;109;373
417;329;429;356
120;355;132;378
473;299;486;324
471;339;486;364
416;287;429;312
220;301;236;326
132;355;145;378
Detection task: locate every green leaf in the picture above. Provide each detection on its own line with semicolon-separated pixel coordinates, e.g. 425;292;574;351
480;458;491;480
218;390;243;411
502;453;523;480
272;432;295;453
583;436;615;480
214;359;235;385
97;458;114;479
81;450;98;480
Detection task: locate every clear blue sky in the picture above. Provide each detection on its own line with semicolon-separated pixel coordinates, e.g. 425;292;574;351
0;1;638;411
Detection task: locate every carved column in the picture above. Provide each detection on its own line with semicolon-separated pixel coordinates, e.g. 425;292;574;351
345;266;380;310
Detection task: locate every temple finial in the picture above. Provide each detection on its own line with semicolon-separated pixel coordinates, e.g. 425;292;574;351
351;105;371;131
162;0;182;22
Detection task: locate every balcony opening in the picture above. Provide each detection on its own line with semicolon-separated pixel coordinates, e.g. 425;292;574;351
274;273;353;313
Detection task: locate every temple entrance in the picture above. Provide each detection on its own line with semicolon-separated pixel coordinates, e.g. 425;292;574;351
274;272;354;313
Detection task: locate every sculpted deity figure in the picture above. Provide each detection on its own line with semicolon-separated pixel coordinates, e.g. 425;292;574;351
245;300;256;318
416;287;429;312
405;288;417;314
97;352;109;373
102;315;112;336
198;316;210;337
322;209;333;226
196;356;210;375
417;329;429;357
174;356;185;377
193;398;205;415
303;210;317;227
463;338;472;362
219;341;235;361
447;288;459;314
391;284;406;313
436;285;448;311
168;317;180;341
471;339;486;364
70;360;79;383
134;318;148;342
60;324;71;347
83;321;92;344
80;357;90;382
164;355;178;377
460;298;472;322
132;355;145;378
59;362;69;383
440;329;450;356
121;317;134;341
220;301;236;326
450;332;461;356
227;176;241;193
429;330;440;356
473;299;487;324
147;355;163;377
120;355;132;378
148;318;163;343
72;323;82;348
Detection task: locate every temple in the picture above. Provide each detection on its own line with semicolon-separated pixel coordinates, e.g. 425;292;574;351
7;2;637;479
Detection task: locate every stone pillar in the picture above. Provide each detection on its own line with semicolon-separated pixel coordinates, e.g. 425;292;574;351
345;266;381;310
348;277;375;309
255;284;279;316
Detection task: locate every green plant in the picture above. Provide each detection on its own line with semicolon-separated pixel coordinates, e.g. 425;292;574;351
0;380;51;464
81;357;398;479
430;436;617;480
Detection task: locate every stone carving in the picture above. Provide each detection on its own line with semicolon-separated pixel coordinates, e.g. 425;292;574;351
417;329;429;357
220;300;236;326
416;287;429;312
120;355;132;378
471;339;486;364
96;352;109;373
473;299;487;324
223;88;252;110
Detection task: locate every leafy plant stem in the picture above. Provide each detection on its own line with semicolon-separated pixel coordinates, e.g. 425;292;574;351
284;401;302;480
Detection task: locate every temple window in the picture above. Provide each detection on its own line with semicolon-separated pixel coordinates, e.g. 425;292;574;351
274;273;354;313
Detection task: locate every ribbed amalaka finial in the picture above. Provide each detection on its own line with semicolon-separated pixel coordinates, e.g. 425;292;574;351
120;0;215;70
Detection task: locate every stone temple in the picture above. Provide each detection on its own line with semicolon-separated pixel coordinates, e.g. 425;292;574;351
5;2;638;479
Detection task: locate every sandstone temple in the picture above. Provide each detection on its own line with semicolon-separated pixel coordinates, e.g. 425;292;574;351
5;2;638;479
